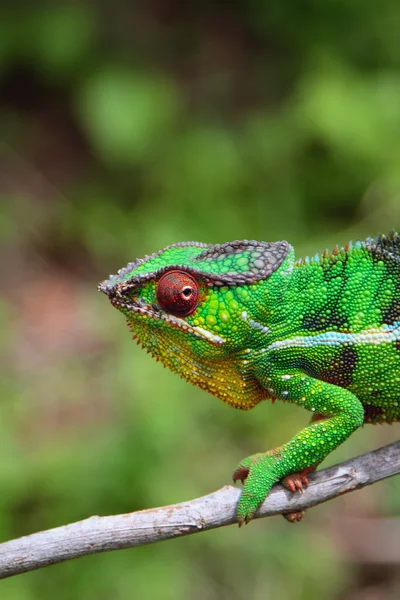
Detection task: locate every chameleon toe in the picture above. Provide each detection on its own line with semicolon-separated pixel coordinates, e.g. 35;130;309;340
283;511;306;523
282;472;309;493
232;465;250;484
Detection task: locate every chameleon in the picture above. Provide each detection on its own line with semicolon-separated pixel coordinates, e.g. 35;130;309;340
99;232;400;525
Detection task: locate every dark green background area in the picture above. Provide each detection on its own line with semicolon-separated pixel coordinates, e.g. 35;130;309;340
0;2;399;598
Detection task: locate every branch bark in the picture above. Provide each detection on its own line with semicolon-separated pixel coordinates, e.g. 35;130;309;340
0;441;399;579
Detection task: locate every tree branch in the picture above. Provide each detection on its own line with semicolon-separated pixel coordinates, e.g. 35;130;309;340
0;441;399;579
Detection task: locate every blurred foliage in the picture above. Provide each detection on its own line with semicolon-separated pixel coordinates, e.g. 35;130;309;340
0;1;400;599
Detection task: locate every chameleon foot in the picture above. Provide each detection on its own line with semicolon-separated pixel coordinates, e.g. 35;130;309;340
233;452;279;526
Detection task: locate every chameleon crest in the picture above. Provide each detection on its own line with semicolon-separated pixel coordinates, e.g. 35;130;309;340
100;232;400;525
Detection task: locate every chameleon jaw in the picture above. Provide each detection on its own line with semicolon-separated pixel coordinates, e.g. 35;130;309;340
98;283;226;347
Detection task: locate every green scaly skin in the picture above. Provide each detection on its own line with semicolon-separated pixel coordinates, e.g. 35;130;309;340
99;233;400;525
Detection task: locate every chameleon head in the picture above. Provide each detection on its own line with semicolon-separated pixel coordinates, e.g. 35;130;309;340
98;240;291;408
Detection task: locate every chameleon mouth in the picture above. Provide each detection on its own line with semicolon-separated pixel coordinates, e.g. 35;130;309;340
98;282;226;347
98;281;162;318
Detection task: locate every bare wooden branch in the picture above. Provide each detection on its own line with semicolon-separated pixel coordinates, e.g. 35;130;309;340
0;441;399;579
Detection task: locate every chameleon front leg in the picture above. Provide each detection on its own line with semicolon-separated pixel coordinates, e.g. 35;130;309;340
282;413;326;494
281;415;325;523
233;372;364;525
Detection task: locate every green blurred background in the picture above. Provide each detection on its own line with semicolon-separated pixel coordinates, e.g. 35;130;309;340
1;1;400;598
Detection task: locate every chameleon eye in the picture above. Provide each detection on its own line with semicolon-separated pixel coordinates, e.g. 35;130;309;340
156;270;200;317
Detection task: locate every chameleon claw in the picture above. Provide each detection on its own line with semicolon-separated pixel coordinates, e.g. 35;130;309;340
238;512;254;526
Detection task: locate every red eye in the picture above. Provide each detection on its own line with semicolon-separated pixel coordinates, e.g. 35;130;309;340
156;270;200;317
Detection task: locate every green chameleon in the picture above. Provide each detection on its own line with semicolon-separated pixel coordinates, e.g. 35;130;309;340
99;232;400;525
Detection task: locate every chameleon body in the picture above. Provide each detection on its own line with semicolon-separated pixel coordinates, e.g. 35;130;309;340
99;232;400;524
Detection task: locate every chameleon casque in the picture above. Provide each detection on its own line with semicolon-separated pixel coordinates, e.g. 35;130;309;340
99;232;400;525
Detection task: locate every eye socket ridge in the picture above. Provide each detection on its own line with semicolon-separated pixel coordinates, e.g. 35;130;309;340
156;270;200;317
